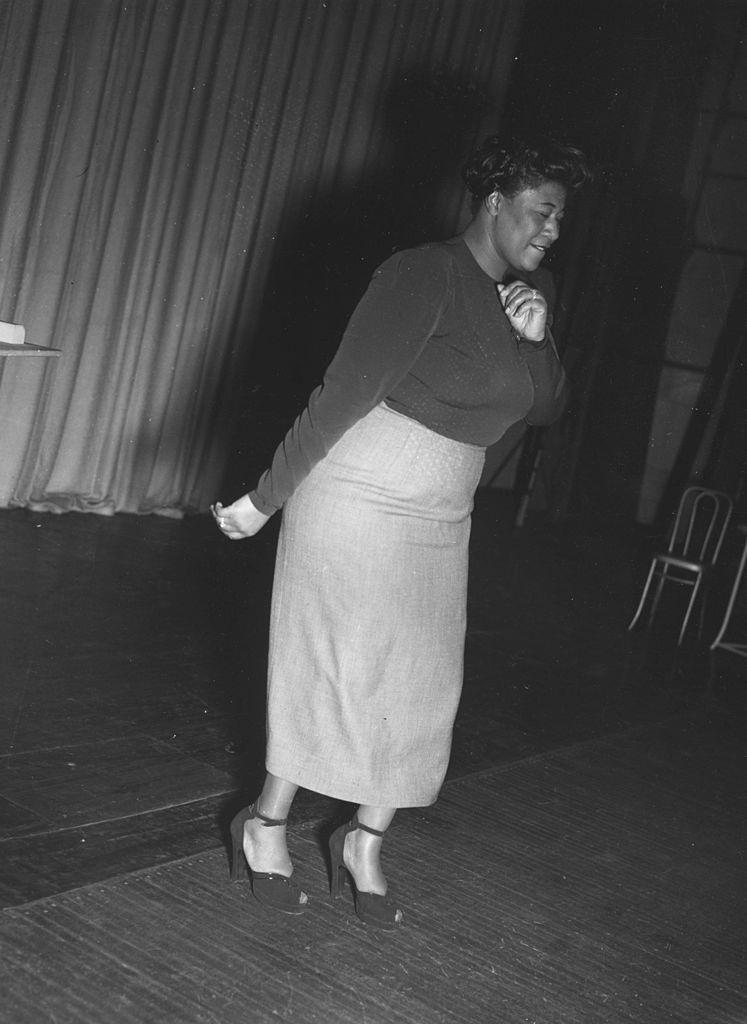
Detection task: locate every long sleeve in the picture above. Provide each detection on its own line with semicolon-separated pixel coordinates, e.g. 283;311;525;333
522;327;569;425
250;247;452;515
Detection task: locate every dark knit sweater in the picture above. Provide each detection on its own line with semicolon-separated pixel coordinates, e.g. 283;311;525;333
250;237;567;515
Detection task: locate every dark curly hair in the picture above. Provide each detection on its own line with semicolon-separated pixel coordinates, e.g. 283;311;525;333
462;132;591;204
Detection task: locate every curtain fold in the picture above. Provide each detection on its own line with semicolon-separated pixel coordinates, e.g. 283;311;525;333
0;0;522;515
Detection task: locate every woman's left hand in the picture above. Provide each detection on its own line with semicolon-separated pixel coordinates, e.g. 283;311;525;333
496;281;547;344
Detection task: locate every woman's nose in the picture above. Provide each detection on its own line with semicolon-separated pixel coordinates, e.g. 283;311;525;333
545;218;561;242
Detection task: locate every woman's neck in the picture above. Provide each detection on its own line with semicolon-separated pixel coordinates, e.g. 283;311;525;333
460;219;508;282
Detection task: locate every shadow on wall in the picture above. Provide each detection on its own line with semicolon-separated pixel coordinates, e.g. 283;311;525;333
220;68;493;500
499;0;713;525
574;168;692;523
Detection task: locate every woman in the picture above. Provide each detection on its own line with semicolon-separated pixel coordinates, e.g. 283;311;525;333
214;132;589;928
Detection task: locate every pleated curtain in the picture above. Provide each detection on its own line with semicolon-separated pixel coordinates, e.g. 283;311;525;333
0;0;522;515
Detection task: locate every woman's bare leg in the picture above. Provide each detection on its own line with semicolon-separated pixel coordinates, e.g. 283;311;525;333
344;804;397;896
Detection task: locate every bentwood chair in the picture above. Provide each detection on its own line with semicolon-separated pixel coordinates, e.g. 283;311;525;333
628;486;733;645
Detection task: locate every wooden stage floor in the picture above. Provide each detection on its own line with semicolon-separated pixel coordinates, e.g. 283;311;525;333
0;496;745;1021
1;715;744;1023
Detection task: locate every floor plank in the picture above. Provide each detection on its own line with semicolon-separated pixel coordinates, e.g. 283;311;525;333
0;735;233;838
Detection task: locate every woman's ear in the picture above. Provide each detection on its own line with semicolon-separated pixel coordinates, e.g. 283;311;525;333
484;190;503;215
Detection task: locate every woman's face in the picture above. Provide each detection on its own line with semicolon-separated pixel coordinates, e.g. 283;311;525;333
488;180;567;274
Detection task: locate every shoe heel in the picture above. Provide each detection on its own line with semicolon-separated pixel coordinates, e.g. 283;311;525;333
229;810;249;882
331;862;348;899
328;823;347;898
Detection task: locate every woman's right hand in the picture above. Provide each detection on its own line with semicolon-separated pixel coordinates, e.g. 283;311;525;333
496;281;547;343
211;495;270;540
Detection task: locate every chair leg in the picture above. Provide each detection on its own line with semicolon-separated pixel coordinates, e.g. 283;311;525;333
696;578;710;642
647;562;670;628
628;559;658;631
711;535;747;652
677;573;703;646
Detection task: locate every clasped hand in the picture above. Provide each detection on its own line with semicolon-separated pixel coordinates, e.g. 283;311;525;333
496;281;546;344
211;494;270;540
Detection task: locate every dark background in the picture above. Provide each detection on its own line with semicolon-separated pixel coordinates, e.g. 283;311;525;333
224;0;745;536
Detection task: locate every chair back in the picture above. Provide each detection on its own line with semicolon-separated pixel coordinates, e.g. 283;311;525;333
666;486;733;566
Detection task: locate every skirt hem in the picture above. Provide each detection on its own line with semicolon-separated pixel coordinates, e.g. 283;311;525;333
265;758;442;809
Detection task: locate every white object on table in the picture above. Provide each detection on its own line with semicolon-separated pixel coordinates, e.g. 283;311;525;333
0;321;26;345
0;321;60;359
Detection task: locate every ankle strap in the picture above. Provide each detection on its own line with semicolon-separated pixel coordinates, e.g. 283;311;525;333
352;814;386;837
253;802;287;827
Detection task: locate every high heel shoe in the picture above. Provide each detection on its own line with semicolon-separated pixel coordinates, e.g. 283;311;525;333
229;803;307;915
328;815;401;930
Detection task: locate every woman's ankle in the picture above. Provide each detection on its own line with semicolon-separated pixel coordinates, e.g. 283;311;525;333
356;805;396;834
256;774;298;821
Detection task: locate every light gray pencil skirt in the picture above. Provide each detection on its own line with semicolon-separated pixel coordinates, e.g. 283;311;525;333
265;402;486;807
